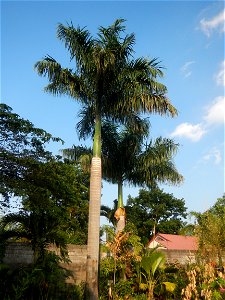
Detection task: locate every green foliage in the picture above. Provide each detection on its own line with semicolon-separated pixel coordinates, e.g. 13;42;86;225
101;122;183;219
126;188;187;244
0;160;89;262
192;194;225;265
0;103;62;205
35;18;179;298
0;104;89;251
0;103;89;298
0;253;85;300
113;280;134;299
101;200;118;226
180;263;225;299
99;224;143;298
141;250;165;278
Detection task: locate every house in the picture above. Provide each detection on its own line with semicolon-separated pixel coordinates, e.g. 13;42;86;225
147;233;198;264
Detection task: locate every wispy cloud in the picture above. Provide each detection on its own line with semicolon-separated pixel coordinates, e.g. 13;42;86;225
214;60;225;86
170;122;206;142
170;96;224;142
199;9;225;37
203;96;225;125
202;147;222;165
181;61;195;78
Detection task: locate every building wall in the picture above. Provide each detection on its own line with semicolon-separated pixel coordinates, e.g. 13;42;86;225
3;242;87;284
160;249;196;264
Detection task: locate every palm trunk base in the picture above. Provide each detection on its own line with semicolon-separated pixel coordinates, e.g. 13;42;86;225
115;207;126;233
86;256;98;300
116;215;126;233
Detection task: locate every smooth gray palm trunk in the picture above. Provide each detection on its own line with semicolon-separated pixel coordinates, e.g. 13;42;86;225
86;157;102;300
86;113;102;300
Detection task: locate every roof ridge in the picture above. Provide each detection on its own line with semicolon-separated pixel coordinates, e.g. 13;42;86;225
156;233;170;242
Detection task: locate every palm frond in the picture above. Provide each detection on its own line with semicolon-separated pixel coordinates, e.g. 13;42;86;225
57;22;94;65
98;18;126;40
1;212;30;228
76;105;95;140
35;56;88;100
62;145;92;173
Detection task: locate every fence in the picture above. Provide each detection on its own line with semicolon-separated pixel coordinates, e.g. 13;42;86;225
3;242;87;284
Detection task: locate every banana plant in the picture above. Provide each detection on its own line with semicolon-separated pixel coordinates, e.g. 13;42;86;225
140;248;165;300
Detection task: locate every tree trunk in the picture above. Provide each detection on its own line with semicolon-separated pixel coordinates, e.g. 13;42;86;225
115;180;126;233
148;281;155;300
86;157;102;300
116;215;125;233
117;180;123;209
86;112;102;300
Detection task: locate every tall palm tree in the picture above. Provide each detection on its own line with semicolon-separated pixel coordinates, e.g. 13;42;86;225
35;19;177;299
101;122;183;232
63;120;183;233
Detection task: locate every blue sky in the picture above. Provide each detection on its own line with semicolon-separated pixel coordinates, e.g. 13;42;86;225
1;1;224;218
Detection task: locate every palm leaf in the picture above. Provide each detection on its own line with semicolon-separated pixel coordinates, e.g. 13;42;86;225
57;22;94;66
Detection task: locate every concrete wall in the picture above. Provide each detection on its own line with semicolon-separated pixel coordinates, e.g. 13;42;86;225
3;242;87;284
160;249;196;264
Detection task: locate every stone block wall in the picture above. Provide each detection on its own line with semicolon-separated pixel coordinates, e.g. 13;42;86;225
3;242;87;284
3;242;33;265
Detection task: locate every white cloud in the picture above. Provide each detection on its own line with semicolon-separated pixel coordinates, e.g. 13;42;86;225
170;122;206;142
204;96;225;125
200;9;225;37
203;147;222;164
181;61;195;78
170;97;224;142
214;60;225;86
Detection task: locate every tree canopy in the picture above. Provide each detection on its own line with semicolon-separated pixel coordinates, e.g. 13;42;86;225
192;194;225;266
0;104;90;252
0;103;62;204
126;188;187;244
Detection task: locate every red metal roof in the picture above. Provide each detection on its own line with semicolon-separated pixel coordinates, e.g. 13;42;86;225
148;233;198;251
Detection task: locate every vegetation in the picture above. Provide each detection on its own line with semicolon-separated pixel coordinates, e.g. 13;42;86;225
102;188;187;245
0;103;62;207
63;122;183;233
126;188;187;244
192;194;225;267
0;104;89;299
0;252;85;300
1;104;225;298
1;16;224;300
35;18;177;298
99;212;225;299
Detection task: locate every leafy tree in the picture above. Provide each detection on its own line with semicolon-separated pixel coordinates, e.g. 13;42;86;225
126;188;187;244
0;160;89;262
35;19;177;298
192;194;225;266
0;103;89;244
0;103;62;206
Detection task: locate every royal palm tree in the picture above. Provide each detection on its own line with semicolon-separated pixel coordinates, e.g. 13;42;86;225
101;122;183;232
63;120;183;233
35;19;177;299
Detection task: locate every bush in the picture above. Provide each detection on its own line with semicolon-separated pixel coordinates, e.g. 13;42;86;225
0;253;85;300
